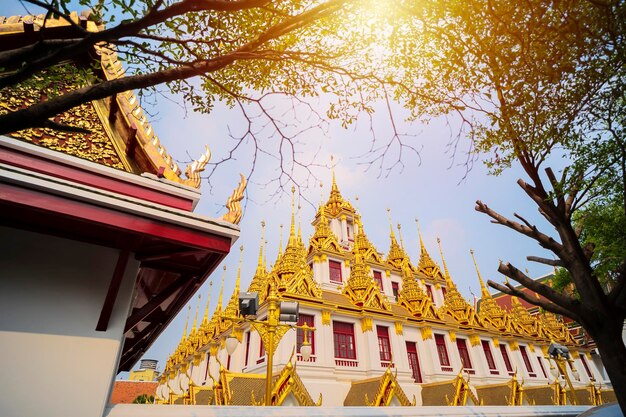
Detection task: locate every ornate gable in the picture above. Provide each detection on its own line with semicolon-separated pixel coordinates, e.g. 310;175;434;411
398;265;440;320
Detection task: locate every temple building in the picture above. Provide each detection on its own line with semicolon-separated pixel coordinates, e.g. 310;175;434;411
158;176;615;407
0;13;242;417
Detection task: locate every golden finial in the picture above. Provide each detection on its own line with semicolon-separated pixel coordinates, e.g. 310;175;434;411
386;208;396;239
216;265;226;311
279;224;284;253
470;249;490;298
257;221;266;269
202;281;213;324
192;293;201;331
437;237;454;287
415;218;427;253
319;181;324;204
263;239;268;270
184;145;211;188
330;155;337;189
236;245;244;292
297;204;302;243
222;173;247;225
397;223;405;249
182;304;191;339
288;186;297;245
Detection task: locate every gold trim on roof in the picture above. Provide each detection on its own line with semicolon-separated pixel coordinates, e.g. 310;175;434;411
222;174;246;224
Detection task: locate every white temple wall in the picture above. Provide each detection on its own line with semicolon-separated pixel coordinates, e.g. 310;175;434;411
0;226;138;417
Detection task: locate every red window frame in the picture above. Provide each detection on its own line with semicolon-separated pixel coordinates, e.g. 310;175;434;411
244;331;251;366
442;287;447;298
520;345;535;376
406;341;423;383
481;340;498;373
333;321;356;359
260;338;265;357
329;260;343;283
499;344;514;374
457;338;473;370
377;325;392;362
426;285;434;302
537;356;548;378
373;271;383;291
392;282;399;300
580;354;593;378
297;314;315;354
435;334;451;367
204;352;211;381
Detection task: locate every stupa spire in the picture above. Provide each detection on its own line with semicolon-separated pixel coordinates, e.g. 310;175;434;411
181;304;191;341
202;281;212;325
397;223;405;250
256;221;266;273
192;293;201;331
470;249;491;298
216;265;226;312
437;237;456;289
288;186;297;247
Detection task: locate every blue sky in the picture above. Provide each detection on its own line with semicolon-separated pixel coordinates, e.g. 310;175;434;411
2;1;561;376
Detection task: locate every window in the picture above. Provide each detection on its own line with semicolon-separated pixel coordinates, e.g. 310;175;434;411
580;354;593;378
520;346;535;377
537;356;548;378
297;314;315;355
226;354;231;370
333;321;356;359
377;326;392;363
329;260;342;283
347;222;354;241
457;338;473;371
244;331;251;366
259;338;265;357
373;271;383;291
500;344;514;375
442;287;447;298
406;342;423;383
426;285;434;303
481;340;498;374
204;352;210;382
435;334;451;368
392;282;399;300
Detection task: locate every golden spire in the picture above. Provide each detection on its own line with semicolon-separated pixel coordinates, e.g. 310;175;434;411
192;293;201;332
225;246;244;318
397;224;405;249
263;239;268;270
216;265;226;312
437;237;455;288
470;249;491;298
182;304;191;340
325;156;355;217
387;208;408;268
202;281;213;326
256;221;266;273
414;218;442;280
288;186;297;247
279;224;284;254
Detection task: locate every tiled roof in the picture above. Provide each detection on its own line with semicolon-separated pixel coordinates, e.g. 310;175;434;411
109;381;157;404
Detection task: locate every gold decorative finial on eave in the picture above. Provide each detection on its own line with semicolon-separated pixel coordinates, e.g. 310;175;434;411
331;155;337;190
184;145;211;189
279;224;284;253
470;249;491;298
437;237;455;288
222;173;247;225
236;245;244;292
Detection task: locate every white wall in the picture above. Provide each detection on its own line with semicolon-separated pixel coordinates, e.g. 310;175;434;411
0;226;139;417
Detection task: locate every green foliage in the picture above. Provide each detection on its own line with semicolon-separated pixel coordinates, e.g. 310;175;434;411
132;394;155;404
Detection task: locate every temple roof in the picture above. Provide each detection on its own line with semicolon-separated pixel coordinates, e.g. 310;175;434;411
0;13;210;190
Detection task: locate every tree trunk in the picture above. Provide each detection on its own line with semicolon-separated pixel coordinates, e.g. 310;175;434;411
588;319;626;412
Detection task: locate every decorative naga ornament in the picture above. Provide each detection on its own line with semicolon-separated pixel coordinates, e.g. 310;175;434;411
222;173;246;224
184;145;211;189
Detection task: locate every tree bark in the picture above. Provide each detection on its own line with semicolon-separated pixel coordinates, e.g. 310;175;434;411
586;319;626;411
